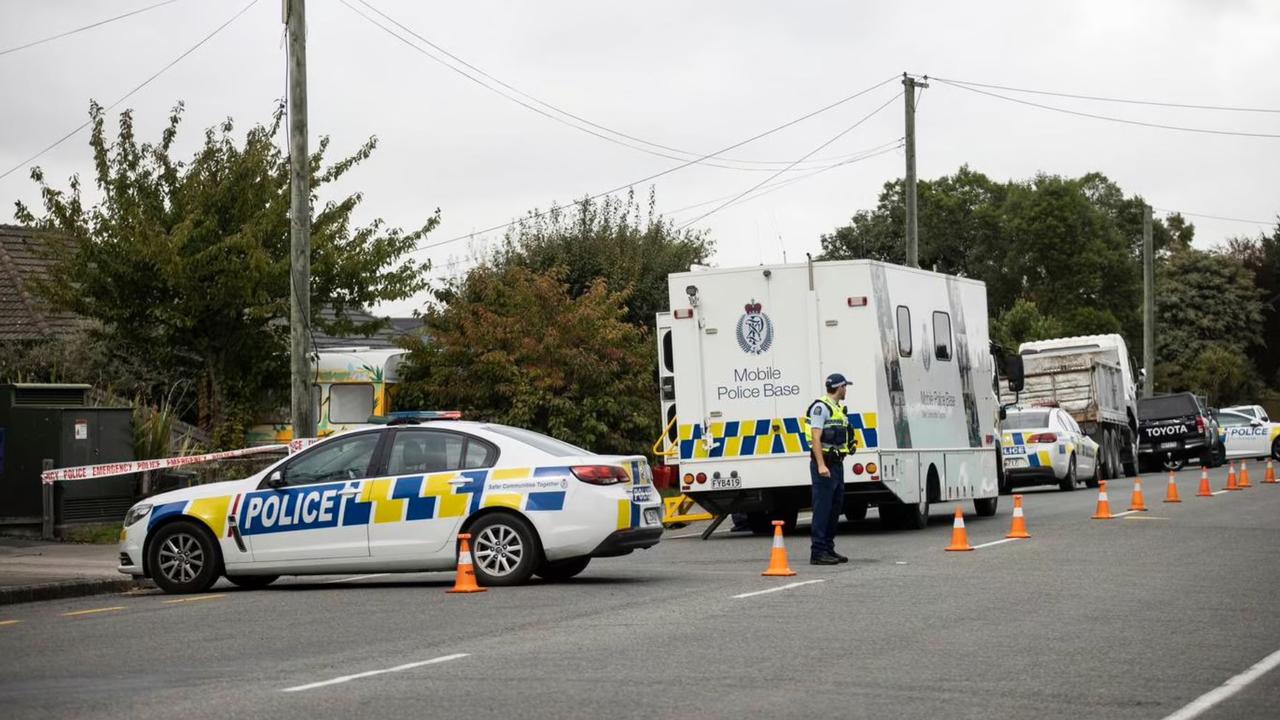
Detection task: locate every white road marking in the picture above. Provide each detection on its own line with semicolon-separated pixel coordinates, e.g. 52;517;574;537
322;573;391;584
971;538;1021;550
1109;510;1143;518
733;579;825;599
1212;490;1231;496
1161;647;1280;720
281;653;470;692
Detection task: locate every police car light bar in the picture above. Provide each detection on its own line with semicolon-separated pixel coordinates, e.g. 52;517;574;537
369;410;464;425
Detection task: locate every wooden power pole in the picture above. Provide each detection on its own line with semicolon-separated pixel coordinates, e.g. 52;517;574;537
286;0;315;438
903;73;928;268
1142;204;1155;398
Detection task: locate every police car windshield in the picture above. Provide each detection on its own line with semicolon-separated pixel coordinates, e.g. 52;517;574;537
1003;412;1049;430
485;425;591;457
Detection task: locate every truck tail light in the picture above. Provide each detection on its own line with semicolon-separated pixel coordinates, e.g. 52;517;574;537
866;462;878;475
695;472;707;484
1027;433;1057;444
571;465;629;485
852;463;864;475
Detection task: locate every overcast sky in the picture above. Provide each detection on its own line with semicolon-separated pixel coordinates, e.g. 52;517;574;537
2;0;1278;317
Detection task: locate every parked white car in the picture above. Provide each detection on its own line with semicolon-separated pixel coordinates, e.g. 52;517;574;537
119;418;663;593
1215;410;1280;461
1000;407;1101;492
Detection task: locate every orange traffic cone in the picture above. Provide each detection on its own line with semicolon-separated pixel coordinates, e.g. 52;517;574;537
1129;477;1149;512
762;520;797;576
1264;458;1277;485
1239;461;1252;488
1006;494;1031;539
1164;471;1181;503
1092;480;1114;519
447;533;487;593
945;507;974;551
1197;467;1213;498
1226;462;1240;491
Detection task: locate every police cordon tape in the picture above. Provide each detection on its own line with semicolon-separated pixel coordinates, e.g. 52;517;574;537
40;437;323;484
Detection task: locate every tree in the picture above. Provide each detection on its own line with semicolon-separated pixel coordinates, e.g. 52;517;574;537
990;298;1065;350
489;188;712;327
1220;222;1280;386
1154;247;1264;397
395;266;654;454
15;101;435;444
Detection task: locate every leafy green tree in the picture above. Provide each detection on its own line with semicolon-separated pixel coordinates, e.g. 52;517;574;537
1154;247;1264;396
1221;223;1280;387
395;266;653;454
1173;344;1258;407
990;298;1065;350
490;188;712;327
15;101;435;443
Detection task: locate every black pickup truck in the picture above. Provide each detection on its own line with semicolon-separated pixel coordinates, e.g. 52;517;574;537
1138;393;1215;471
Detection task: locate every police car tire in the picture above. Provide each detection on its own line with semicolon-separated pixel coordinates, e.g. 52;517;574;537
1272;438;1279;461
467;513;541;587
535;556;591;582
1059;456;1077;492
147;520;221;595
225;574;279;589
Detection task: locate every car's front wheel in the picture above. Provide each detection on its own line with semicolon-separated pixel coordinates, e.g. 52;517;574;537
468;513;542;587
535;556;591;582
148;520;220;594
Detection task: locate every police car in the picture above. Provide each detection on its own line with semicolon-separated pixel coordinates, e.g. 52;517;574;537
1000;406;1101;492
118;417;663;593
1215;409;1280;461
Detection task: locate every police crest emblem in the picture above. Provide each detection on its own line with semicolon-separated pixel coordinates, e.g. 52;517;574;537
736;301;774;355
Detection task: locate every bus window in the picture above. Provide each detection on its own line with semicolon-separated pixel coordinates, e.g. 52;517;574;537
330;384;375;424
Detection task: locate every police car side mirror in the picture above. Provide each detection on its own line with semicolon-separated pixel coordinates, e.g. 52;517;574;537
265;470;287;490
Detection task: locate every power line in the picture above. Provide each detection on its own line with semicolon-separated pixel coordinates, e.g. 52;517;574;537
343;0;882;172
667;140;903;215
413;77;901;253
678;92;903;230
0;0;185;58
934;78;1280;139
0;0;260;183
1153;207;1277;226
932;76;1280;115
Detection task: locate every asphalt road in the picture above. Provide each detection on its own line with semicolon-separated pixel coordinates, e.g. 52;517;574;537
3;462;1279;720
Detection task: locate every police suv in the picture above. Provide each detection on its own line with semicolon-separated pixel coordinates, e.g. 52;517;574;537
1215;409;1280;461
119;417;663;593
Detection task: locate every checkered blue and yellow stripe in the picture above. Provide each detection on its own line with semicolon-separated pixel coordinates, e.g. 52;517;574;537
678;413;878;461
1002;432;1053;468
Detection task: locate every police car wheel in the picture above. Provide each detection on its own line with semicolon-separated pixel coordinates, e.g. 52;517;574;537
225;574;279;589
1272;438;1279;461
468;513;541;587
1058;456;1077;492
535;556;591;582
148;520;220;594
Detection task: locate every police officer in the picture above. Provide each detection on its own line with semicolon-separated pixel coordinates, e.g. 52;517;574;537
806;373;855;565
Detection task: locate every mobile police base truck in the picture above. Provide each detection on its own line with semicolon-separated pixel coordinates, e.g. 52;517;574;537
654;259;1002;535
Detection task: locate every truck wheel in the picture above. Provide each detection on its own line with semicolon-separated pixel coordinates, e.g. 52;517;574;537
1122;435;1139;477
148;520;221;595
1059;456;1077;492
973;496;998;517
1099;430;1113;479
898;499;929;530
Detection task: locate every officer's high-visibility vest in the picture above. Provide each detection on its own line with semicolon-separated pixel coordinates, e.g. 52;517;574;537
803;395;853;455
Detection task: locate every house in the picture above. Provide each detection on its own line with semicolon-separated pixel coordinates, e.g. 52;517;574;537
0;225;82;343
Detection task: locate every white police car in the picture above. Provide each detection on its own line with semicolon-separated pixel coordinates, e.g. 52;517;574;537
118;417;663;593
1000;406;1101;492
1216;409;1280;461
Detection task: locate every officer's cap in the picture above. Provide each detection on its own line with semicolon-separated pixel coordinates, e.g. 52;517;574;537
825;373;849;391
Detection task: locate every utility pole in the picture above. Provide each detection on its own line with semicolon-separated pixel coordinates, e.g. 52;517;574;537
1142;205;1154;398
903;73;928;268
286;0;315;438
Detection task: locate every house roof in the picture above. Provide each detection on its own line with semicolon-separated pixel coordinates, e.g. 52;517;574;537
303;307;422;350
0;225;83;342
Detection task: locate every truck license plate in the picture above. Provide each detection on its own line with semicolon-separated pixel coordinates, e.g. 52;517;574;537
711;477;741;490
1159;441;1178;450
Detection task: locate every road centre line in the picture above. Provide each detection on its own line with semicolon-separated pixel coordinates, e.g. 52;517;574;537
0;620;20;626
61;606;125;617
162;594;225;604
281;653;470;693
971;538;1021;550
323;573;392;584
733;579;825;599
1161;646;1280;720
